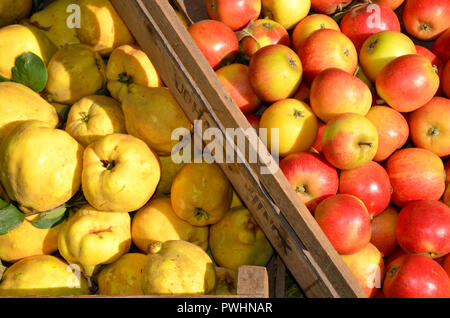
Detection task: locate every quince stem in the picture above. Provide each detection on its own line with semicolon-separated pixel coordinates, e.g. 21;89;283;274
194;208;209;221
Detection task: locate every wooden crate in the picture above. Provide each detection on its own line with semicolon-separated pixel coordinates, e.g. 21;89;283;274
109;0;367;298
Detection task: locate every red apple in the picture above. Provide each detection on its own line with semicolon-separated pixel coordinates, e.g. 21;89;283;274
311;120;326;153
409;97;450;157
385;247;407;267
442;61;450;98
341;243;385;298
366;106;409;162
297;29;358;84
443;254;450;278
188;20;239;70
444;183;450;208
339;161;391;218
315;194;372;255
216;63;262;115
445;161;450;184
396;200;450;258
311;0;352;15
280;152;339;212
402;0;450;41
310;68;372;123
340;3;401;52
292;82;310;103
322;113;378;170
415;45;444;73
432;28;450;64
291;14;340;52
376;54;440;113
358;0;405;11
370;206;398;257
206;0;261;31
246;114;261;131
249;44;302;103
386;148;446;207
238;19;290;60
383;254;450;298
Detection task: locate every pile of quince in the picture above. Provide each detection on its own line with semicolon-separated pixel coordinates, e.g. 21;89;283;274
0;0;273;296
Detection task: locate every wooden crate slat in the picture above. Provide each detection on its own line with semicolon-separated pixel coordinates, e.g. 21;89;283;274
110;0;366;298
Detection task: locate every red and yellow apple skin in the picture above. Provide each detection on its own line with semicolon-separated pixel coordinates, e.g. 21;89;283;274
408;97;450;157
206;0;261;31
314;194;371;255
291;14;340;52
311;120;326;153
297;29;358;84
432;28;450;64
311;0;352;15
339;161;391;218
445;184;450;208
249;44;302;103
310;68;372;123
396;200;450;259
442;254;450;278
239;19;290;60
357;0;405;11
321;113;378;171
280;152;339;213
376;54;440;113
386;148;446;207
385;248;407;268
216;63;262;115
366;106;409;162
442;61;450;98
341;243;385;298
445;161;450;184
370;206;398;257
383;254;450;298
261;0;311;30
401;0;450;41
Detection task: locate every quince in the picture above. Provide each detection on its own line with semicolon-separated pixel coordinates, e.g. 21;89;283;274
0;255;90;296
106;44;162;102
0;0;32;27
77;0;134;56
209;207;273;271
171;162;233;226
141;240;216;295
231;190;244;208
155;155;184;196
58;204;132;277
65;95;126;147
82;133;160;212
46;43;106;104
122;85;192;156
96;253;146;295
0;24;57;79
0;120;83;212
213;267;238;295
131;197;209;253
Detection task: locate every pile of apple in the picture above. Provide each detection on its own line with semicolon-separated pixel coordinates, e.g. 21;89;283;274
189;0;450;298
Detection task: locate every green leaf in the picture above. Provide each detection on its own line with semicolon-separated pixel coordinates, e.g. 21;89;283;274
11;52;48;93
30;206;67;229
55;104;71;128
0;74;11;82
0;199;26;235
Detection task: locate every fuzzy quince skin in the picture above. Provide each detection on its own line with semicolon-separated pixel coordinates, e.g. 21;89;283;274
58;205;132;277
0;0;32;27
0;120;83;212
0;255;90;296
141;240;216;295
82;133;161;212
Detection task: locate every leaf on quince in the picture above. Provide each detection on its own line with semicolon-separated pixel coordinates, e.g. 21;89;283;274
0;74;11;82
0;199;26;235
11;52;48;93
30;206;67;229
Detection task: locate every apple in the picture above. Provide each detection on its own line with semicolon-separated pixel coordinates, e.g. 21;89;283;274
292;82;310;103
206;0;261;31
311;120;326;153
311;0;352;15
443;254;450;278
248;44;302;103
383;254;450;298
341;243;385;298
280;152;339;212
386;148;446;207
396;200;450;258
358;0;405;11
188;20;239;70
446;161;450;184
415;45;444;73
322;113;378;170
366;106;409;162
238;19;290;60
432;28;450;64
310;68;372;123
246;114;261;131
376;54;440;113
261;0;311;30
339;161;391;218
444;184;450;207
259;99;318;157
442;61;450;98
315;194;371;255
409;97;450;157
340;3;401;52
297;29;358;84
370;206;398;257
402;0;450;41
291;14;340;52
359;30;416;82
385;247;407;267
216;63;262;115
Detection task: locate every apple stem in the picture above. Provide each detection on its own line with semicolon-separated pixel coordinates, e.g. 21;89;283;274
295;185;307;194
